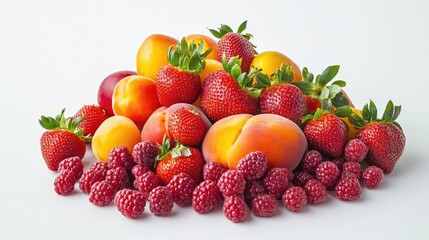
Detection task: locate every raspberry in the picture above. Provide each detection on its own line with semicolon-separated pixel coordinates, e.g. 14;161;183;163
132;141;157;170
89;162;109;177
108;146;135;171
54;170;76;195
362;166;383;189
300;150;323;174
344;139;368;162
166;173;196;207
341;171;359;179
335;176;361;201
192;180;222;214
106;167;129;191
203;161;226;182
282;186;307;212
148;186;174;216
218;170;246;197
134;171;162;193
236;151;268;181
263;168;289;199
292;171;314;187
58;156;84;179
244;180;267;202
315;161;340;188
114;189;147;218
331;157;346;170
252;194;278;217
304;179;327;204
79;169;105;194
89;180;115;206
342;161;362;180
223;196;249;223
131;165;151;178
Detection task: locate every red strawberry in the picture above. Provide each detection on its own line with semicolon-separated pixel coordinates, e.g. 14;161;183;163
39;109;87;171
303;106;352;158
200;56;259;122
209;21;255;72
156;137;205;185
349;100;405;173
167;107;207;146
73;105;108;139
156;38;211;107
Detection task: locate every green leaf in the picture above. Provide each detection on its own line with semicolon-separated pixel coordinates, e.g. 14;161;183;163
180;38;188;53
362;103;371;123
327;85;342;99
293;81;316;95
382;100;394;122
331;80;346;87
255;73;271;88
301;114;314;124
369;100;378;121
231;65;241;79
319;86;329;100
319;65;340;86
333;105;352;118
332;91;350;108
392;121;403;131
392;105;402;121
302;67;308;81
348;113;366;129
208;28;222;39
220;24;233;33
321;100;332;111
237;20;247;34
313;108;326;120
182;148;192;157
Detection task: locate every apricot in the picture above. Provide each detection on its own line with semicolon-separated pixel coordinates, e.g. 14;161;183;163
202;114;307;170
342;107;361;141
251;51;302;83
185;34;218;60
112;75;160;129
92;116;141;162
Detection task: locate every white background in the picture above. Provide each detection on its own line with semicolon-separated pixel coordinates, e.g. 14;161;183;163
1;0;428;239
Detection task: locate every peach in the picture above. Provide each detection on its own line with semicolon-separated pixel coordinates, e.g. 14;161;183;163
251;51;302;83
185;34;218;60
202;114;307;170
141;103;212;145
112;75;160;129
92;116;141;162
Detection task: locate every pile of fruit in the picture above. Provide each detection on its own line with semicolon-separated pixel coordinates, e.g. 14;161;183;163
39;21;406;223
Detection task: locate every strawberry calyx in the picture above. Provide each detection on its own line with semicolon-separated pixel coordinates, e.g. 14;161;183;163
168;37;212;74
208;20;257;51
156;135;192;163
254;63;294;90
302;105;353;124
348;100;402;130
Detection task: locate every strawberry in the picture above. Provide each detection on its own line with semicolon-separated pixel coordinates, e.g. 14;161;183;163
39;109;87;171
209;21;256;72
258;64;307;124
348;100;405;173
156;38;212;107
303;106;352;158
73;105;108;139
167;107;207;146
155;136;205;185
200;56;259;122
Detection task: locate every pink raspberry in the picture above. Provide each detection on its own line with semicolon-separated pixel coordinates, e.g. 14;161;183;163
362;166;383;189
263;168;289;199
282;186;308;212
218;170;246;197
203;161;226;182
192;180;222;214
89;180;115;206
304;179;327;204
331;157;346;170
79;169;105;194
292;171;314;187
335;176;361;201
344;139;368;162
244;180;267;202
58;156;83;179
300;150;323;174
252;194;278;217
132;141;157;170
131;165;151;179
108;146;135;171
54;170;76;196
148;186;174;216
236;151;268;181
134;171;162;194
315;161;340;188
105;167;129;191
89;162;109;177
223;196;249;223
341;171;359;179
342;161;362;179
166;173;196;206
114;189;147;218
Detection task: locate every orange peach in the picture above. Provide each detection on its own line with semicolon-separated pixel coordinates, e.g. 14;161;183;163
112;75;160;129
202;114;307;170
185;34;218;60
251;51;302;83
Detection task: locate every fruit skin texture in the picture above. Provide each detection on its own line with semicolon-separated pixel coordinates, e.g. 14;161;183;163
217;170;246;197
131;165;150;179
342;161;362;180
282;186;308;212
89;162;109;178
167;107;207;146
132;141;158;170
192;180;222;214
54;170;76;196
203;161;227;182
98;70;136;117
89;181;116;206
300;150;323;174
166;173;196;207
148;186;174;216
315;161;340;188
292;171;314;187
223;196;249;223
252;194;278;217
236;151;268;181
217;33;254;72
58;156;84;179
263;168;290;199
73;105;108;137
114;189;147;218
107;146;135;171
304;113;347;158
245;180;267;202
112;75;161;129
344;139;368;163
304;179;327;204
136;34;178;80
335;176;361;201
251;51;302;83
185;34;218;60
105;167;129;191
79;169;105;194
134;171;162;194
362;166;383;189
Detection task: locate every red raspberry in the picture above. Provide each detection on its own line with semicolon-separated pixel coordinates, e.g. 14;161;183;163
89;162;109;177
89;180;115;206
263;168;289;199
106;167;129;191
331;157;346;170
223;196;249;223
192;180;222;214
292;171;314;187
134;171;162;193
58;156;84;179
252;194;278;217
315;161;340;188
341;171;359;179
131;165;150;179
203;161;226;182
217;170;246;197
108;146;135;171
132;141;157;170
300;150;323;174
54;170;76;195
236;151;268;181
304;179;327;204
335;176;361;201
244;180;267;202
342;161;362;179
362;166;383;189
282;186;307;212
114;189;147;218
79;169;105;194
344;139;368;162
148;186;174;216
166;173;196;207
